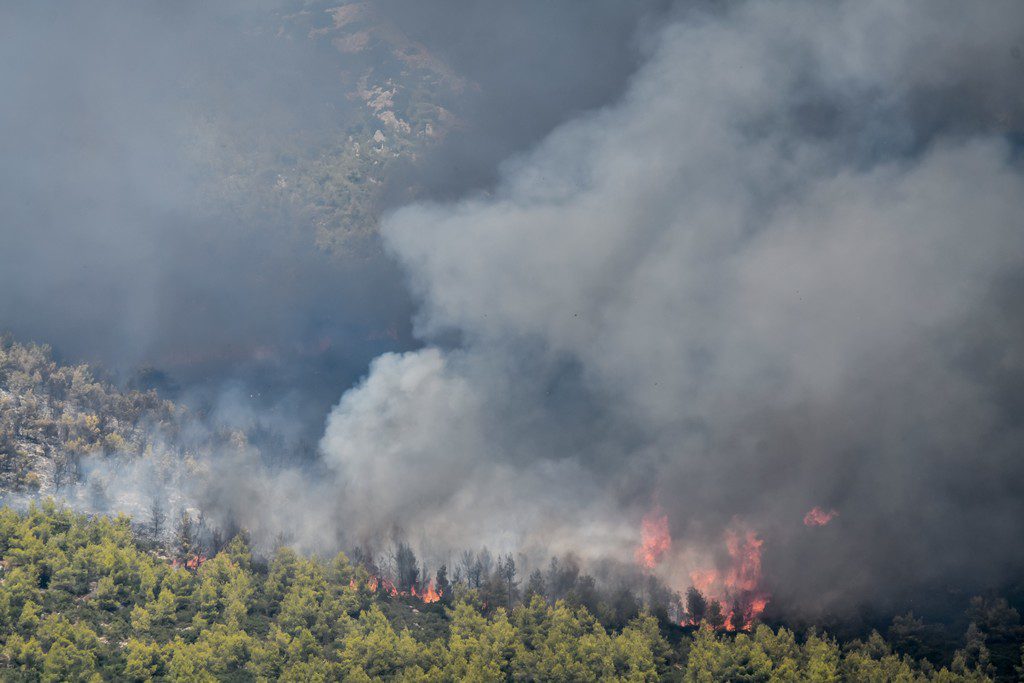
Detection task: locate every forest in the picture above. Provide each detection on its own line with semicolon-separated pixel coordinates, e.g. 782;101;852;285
4;1;1024;681
3;336;1024;681
0;502;1019;682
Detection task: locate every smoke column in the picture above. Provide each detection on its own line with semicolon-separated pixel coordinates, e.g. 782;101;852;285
320;0;1024;615
3;0;1024;619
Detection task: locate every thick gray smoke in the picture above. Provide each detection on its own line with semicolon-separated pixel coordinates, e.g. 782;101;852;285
5;0;1024;618
0;1;657;423
1;0;668;565
318;0;1024;614
0;1;416;428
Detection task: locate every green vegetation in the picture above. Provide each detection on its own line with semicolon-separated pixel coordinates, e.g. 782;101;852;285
0;502;1013;681
2;339;1022;681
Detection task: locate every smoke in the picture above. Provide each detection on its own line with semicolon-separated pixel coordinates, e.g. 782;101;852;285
0;0;658;423
318;0;1024;615
4;0;1024;618
0;1;416;430
0;0;666;556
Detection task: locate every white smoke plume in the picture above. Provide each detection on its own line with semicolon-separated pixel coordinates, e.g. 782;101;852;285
6;0;1022;619
318;0;1024;613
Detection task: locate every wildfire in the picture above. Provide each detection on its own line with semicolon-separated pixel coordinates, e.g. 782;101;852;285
631;506;770;632
361;575;442;603
411;579;442;603
635;508;671;570
172;554;207;572
685;525;770;631
803;506;838;527
724;528;763;594
367;576;399;596
689;568;718;596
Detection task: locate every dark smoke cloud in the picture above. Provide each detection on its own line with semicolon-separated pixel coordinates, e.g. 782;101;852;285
0;0;667;570
318;0;1024;615
0;1;659;424
0;1;412;426
377;0;672;200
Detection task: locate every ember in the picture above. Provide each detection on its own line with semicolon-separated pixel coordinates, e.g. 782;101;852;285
803;506;838;527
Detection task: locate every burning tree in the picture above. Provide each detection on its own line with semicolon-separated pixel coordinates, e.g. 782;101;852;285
394;542;420;593
635;508;671;570
686;587;708;626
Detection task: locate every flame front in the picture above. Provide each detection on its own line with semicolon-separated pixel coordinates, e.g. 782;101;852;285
685;525;770;631
635;508;671;570
633;507;770;632
689;568;718;597
724;528;763;595
367;576;399;596
362;575;442;603
411;579;442;603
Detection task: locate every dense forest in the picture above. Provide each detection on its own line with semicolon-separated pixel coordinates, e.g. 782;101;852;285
0;502;1017;681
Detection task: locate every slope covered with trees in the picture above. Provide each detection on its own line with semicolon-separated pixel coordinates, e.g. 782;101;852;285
1;338;1022;681
0;337;181;495
0;502;1014;682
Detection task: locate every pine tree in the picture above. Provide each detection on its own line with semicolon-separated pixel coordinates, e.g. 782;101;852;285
174;509;194;561
686;587;707;625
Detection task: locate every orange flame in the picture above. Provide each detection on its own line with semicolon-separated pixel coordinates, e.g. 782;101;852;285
803;506;838;527
635;508;770;631
635;508;671;570
172;554;207;572
367;576;399;596
363;575;442;603
724;529;763;594
689;568;718;597
411;579;442;603
686;524;769;631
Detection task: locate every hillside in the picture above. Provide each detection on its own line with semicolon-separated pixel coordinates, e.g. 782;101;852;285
187;1;468;255
3;2;1024;680
1;340;1016;680
0;503;1005;681
0;337;180;495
